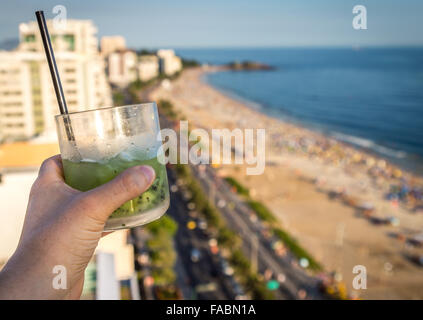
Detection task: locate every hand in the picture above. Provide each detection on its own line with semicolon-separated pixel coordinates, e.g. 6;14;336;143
0;155;155;300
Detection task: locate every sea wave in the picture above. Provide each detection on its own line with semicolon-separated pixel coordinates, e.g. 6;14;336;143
332;132;407;159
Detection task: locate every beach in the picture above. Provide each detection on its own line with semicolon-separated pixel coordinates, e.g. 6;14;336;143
150;67;423;299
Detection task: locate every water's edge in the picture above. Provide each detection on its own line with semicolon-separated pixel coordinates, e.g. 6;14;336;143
200;70;423;177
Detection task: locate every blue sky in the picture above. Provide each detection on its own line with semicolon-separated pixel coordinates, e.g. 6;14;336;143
0;0;422;48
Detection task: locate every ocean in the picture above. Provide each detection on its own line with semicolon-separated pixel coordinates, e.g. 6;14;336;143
176;48;423;173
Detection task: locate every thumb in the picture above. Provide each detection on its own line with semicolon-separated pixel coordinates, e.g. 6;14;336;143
77;165;155;222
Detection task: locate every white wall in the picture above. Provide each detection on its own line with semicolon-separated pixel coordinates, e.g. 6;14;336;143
0;170;37;266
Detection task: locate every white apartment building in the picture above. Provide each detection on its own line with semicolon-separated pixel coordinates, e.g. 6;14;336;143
157;49;182;76
106;49;138;87
100;36;126;56
0;20;112;140
137;55;159;82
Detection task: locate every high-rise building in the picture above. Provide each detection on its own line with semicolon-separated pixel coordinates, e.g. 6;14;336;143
157;49;182;76
106;49;138;86
0;20;112;141
137;55;159;82
100;36;126;56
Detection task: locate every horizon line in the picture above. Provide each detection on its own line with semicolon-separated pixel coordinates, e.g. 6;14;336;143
128;44;423;50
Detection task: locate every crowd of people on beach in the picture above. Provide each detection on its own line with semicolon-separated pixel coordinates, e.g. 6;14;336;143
268;128;423;215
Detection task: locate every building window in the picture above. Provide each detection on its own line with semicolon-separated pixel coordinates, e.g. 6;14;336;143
2;102;22;107
1;91;22;96
35;121;44;129
5;123;24;128
24;34;36;42
4;112;24;117
63;34;75;51
0;69;19;75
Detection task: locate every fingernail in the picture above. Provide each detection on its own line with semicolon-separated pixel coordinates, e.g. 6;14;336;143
139;165;155;184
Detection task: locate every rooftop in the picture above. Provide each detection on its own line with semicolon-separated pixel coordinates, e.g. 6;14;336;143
0;141;59;170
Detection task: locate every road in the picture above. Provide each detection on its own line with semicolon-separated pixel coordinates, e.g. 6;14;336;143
166;168;241;299
190;163;325;299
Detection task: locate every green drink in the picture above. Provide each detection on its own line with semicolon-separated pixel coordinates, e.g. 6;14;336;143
56;103;170;230
63;154;169;223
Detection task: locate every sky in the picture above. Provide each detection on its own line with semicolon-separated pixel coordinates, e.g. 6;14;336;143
0;0;422;48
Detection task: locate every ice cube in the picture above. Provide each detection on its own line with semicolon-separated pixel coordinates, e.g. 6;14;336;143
80;158;98;163
118;151;136;162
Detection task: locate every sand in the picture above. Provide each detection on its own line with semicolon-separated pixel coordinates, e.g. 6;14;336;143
150;67;423;299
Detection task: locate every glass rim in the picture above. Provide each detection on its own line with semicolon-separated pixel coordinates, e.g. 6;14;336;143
54;102;157;119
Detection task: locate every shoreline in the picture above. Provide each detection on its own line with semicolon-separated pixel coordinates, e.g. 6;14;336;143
150;67;423;299
202;67;423;177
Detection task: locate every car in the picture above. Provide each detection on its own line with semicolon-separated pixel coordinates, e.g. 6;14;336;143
220;260;234;276
198;218;208;230
277;273;286;283
217;199;227;208
190;248;201;262
195;282;217;293
232;283;247;300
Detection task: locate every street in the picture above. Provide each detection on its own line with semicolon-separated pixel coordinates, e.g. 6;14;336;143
190;163;325;299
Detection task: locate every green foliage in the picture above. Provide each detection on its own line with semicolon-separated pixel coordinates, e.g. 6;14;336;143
127;78;157;104
182;58;200;68
229;249;251;273
137;49;156;56
158;99;178;120
147;233;175;266
245;274;275;300
146;215;178;237
129;78;154;92
229;249;274;300
272;228;322;271
158;71;181;81
202;203;223;229
247;200;277;223
112;91;125;106
120;285;132;300
146;216;178;285
175;163;189;177
176;164;224;230
217;226;239;247
129;79;143;90
155;285;181;299
225;177;250;196
151;267;177;286
227;60;273;71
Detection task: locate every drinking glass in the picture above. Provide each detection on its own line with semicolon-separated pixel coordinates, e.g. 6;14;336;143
55;103;169;231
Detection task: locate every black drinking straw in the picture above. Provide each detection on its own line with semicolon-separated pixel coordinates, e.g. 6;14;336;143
35;10;75;141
